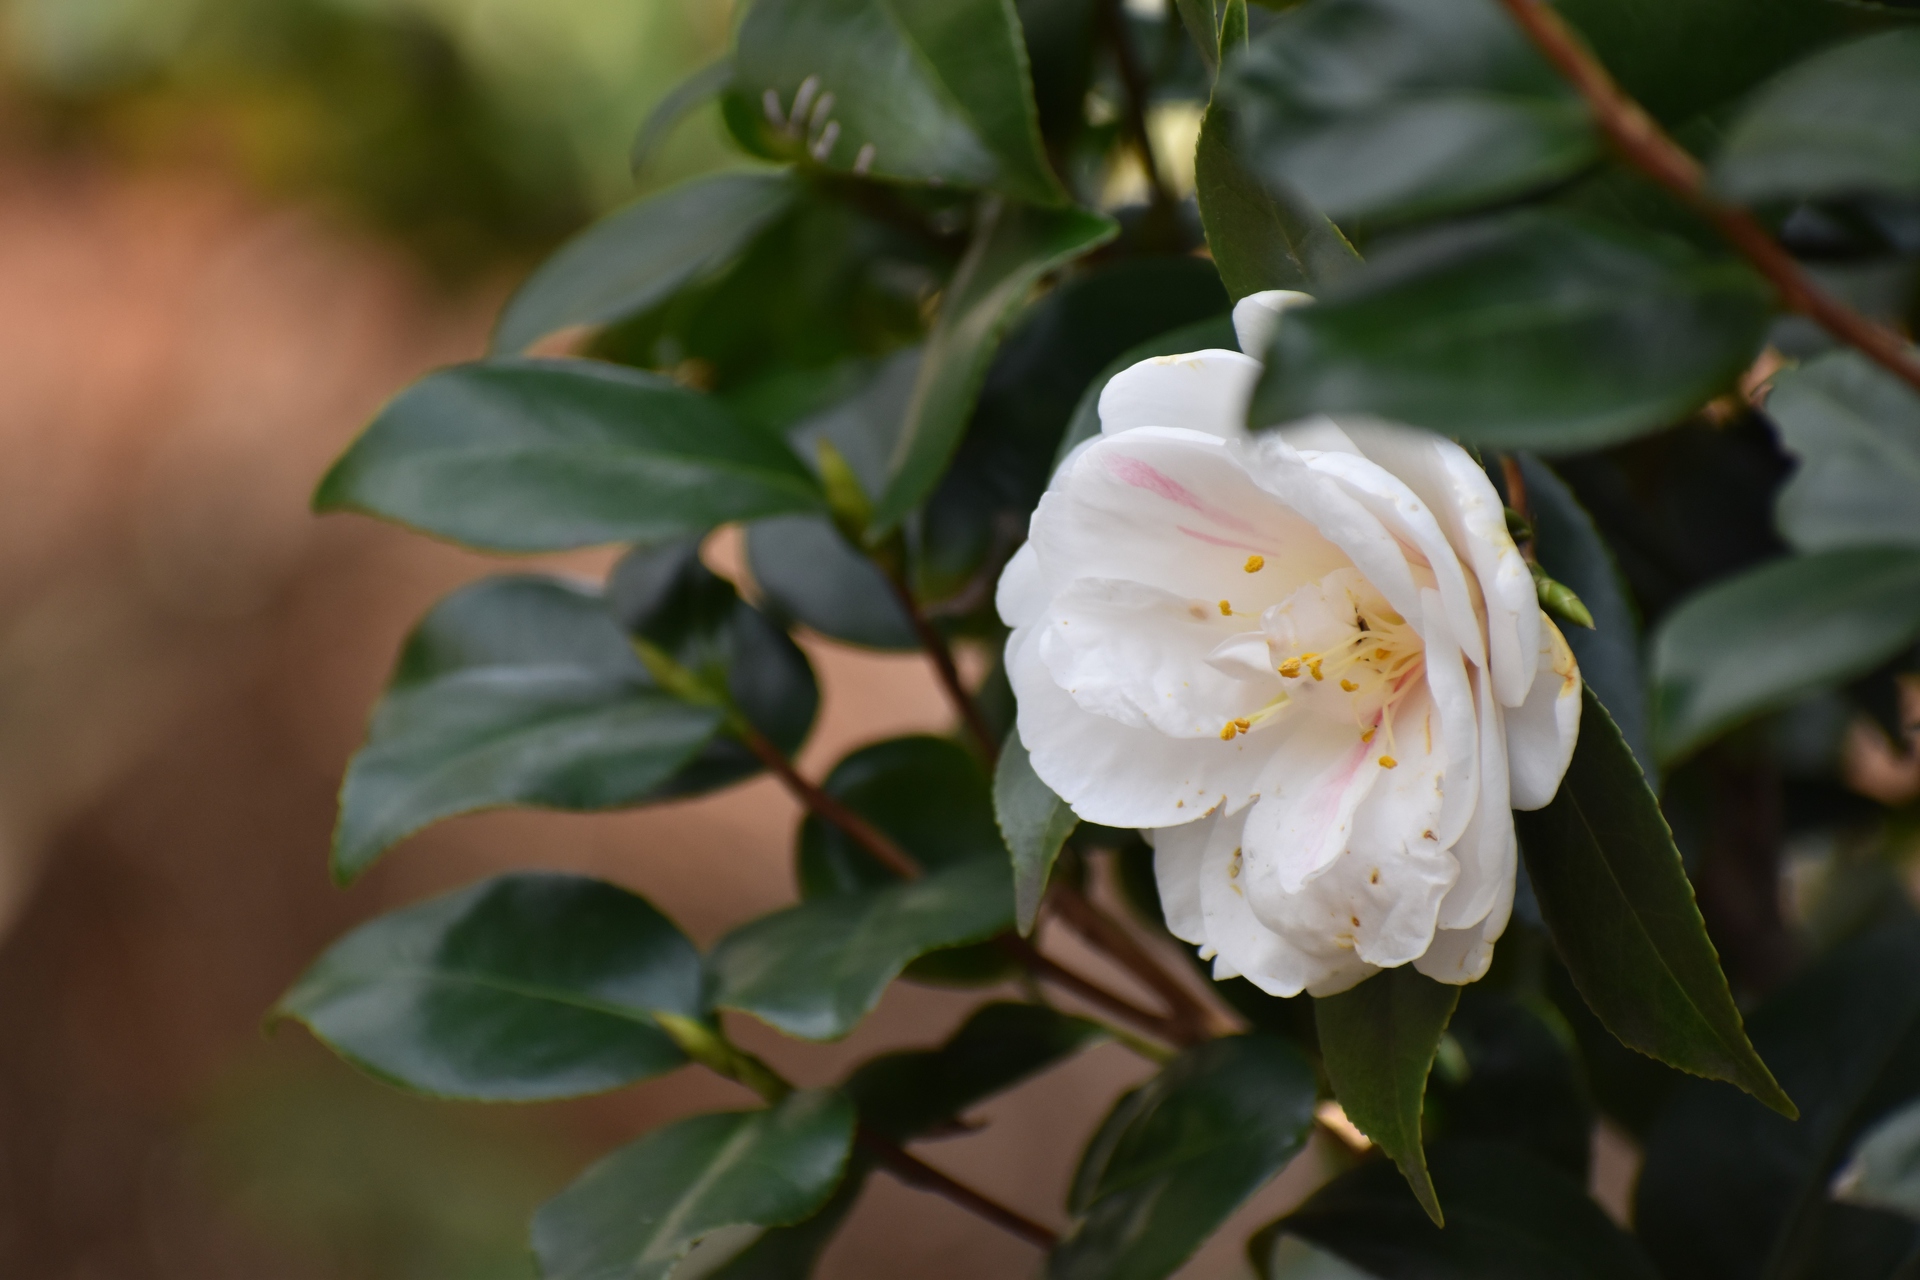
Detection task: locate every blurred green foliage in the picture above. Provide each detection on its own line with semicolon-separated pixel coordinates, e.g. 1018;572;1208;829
0;0;740;272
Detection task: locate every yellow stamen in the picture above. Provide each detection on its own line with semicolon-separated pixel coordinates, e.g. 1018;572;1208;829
1220;722;1238;740
1218;599;1233;616
1361;727;1376;742
1309;659;1324;681
1374;648;1391;660
1234;718;1251;731
1378;755;1398;769
1340;679;1357;692
1244;555;1265;573
1278;659;1302;678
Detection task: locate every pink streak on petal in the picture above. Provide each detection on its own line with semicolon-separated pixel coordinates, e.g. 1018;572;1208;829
1107;453;1257;533
1177;525;1269;554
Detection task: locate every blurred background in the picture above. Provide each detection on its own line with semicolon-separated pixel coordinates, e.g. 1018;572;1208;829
0;2;1284;1277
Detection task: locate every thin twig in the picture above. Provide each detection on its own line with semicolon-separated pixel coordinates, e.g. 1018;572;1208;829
1098;0;1178;216
1494;0;1920;396
879;572;1001;763
733;722;1192;1044
858;1128;1060;1249
1047;882;1230;1041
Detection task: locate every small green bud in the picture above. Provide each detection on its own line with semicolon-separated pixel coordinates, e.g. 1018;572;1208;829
1530;562;1595;630
1504;505;1534;545
815;438;873;544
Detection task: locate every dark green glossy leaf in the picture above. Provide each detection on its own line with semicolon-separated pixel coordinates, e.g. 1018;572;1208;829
316;359;824;553
1426;988;1594;1177
1175;0;1220;71
630;60;735;179
1272;1142;1659;1280
1836;1097;1920;1221
847;1001;1105;1140
1515;687;1794;1115
726;0;1066;205
1314;967;1460;1225
606;540;820;792
1517;454;1653;776
703;1172;865;1280
1638;919;1920;1280
1195;94;1358;302
1056;315;1240;464
994;731;1078;935
797;736;1001;894
278;873;702;1101
708;857;1015;1041
1221;0;1599;227
492;172;794;355
1249;211;1773;450
870;199;1117;533
333;576;725;883
1713;30;1920;206
1767;350;1920;554
1050;1033;1317;1280
1651;548;1920;762
532;1090;856;1280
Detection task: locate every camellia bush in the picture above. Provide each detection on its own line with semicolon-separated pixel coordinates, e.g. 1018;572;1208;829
279;0;1920;1275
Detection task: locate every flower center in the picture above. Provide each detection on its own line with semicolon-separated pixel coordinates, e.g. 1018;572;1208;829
1218;585;1425;770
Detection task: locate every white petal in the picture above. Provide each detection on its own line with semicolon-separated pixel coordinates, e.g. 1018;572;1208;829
1416;873;1513;985
1435;665;1516;931
1276;414;1363;456
1009;625;1273;829
1337;421;1540;705
1241;435;1426;628
996;542;1045;629
1507;617;1582;810
1098;350;1260;440
1419;589;1481;851
1035;578;1279;737
1153;818;1208;944
1303;449;1488;671
1030;429;1348;607
1192;808;1378;998
1232;290;1315;357
1239;721;1382;899
1206;631;1278;680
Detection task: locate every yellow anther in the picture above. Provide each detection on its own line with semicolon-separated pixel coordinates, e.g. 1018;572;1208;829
1340;679;1358;692
1219;599;1233;616
1278;659;1302;678
1378;755;1398;769
1244;555;1265;573
1220;722;1239;740
1374;648;1391;660
1309;659;1324;681
1235;718;1251;731
1361;728;1376;742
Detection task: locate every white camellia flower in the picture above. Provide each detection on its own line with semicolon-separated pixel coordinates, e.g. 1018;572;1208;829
996;290;1581;997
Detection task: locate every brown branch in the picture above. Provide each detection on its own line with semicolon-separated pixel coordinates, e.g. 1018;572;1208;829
1494;0;1920;397
1047;883;1230;1041
882;572;1002;764
858;1128;1059;1249
1098;0;1178;216
734;722;1192;1044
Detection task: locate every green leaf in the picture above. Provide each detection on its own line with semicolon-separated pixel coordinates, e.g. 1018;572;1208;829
277;873;702;1101
1713;30;1920;206
492;173;794;355
1051;1033;1317;1280
797;736;1002;894
726;0;1066;205
630;59;735;179
708;857;1015;1041
332;576;726;883
870;198;1117;533
702;1174;865;1280
1835;1096;1920;1221
1056;315;1240;464
1515;686;1794;1116
1220;0;1599;227
316;359;825;553
846;1001;1105;1139
606;541;821;788
994;731;1078;935
1425;988;1595;1177
1650;547;1920;762
1270;1142;1660;1280
1766;349;1920;554
1637;919;1920;1280
1248;211;1773;450
532;1090;856;1280
1194;94;1358;302
1313;967;1461;1226
1518;454;1653;775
